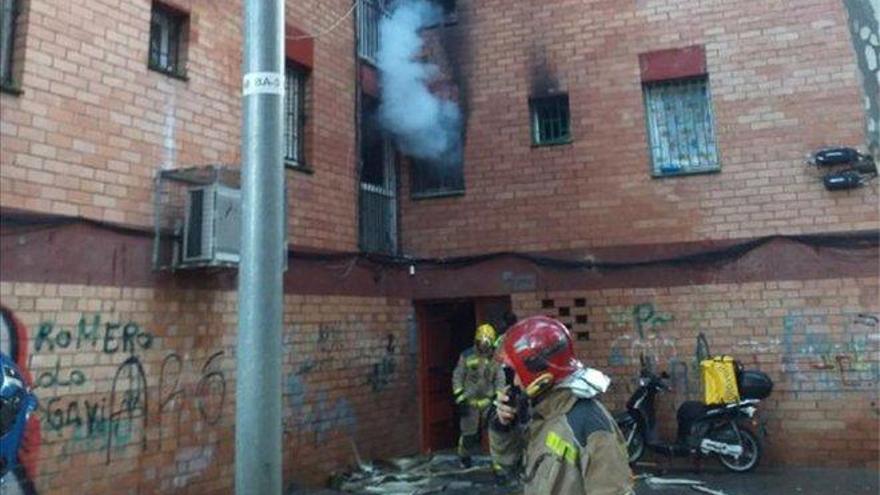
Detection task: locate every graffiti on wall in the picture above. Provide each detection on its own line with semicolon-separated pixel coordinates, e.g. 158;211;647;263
608;303;677;370
366;334;398;392
1;309;228;493
31;317;152;463
284;373;357;447
282;321;405;446
158;350;227;439
781;312;879;391
294;324;345;376
167;446;215;490
34;316;154;355
283;323;359;446
604;302;880;399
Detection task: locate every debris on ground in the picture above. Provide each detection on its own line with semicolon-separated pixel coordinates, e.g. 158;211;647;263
640;475;729;495
645;477;706;487
329;447;739;495
690;485;728;495
331;453;508;495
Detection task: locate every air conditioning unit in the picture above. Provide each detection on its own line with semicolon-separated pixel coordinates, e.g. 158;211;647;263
181;184;241;266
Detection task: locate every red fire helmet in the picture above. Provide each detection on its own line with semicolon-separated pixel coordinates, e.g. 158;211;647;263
499;316;583;397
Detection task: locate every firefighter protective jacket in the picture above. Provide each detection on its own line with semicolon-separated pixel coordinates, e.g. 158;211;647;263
489;387;634;495
452;346;501;409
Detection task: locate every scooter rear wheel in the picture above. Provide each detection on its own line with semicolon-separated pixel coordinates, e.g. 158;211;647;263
716;425;760;472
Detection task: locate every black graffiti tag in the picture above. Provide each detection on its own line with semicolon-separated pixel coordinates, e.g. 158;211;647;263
107;356;148;464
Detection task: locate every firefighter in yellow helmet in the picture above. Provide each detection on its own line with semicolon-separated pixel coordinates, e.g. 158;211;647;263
452;323;503;468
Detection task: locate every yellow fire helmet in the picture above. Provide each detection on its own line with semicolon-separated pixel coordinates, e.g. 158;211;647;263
475;323;497;346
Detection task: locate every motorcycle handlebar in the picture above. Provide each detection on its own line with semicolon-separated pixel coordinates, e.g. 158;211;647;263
640;370;672;391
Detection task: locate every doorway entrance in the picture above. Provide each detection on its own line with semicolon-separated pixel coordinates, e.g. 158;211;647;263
416;296;512;452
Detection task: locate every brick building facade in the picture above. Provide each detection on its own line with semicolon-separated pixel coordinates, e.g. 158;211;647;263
0;0;878;494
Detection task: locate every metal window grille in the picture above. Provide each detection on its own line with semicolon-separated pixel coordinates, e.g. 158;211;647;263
359;95;397;254
0;0;17;86
357;0;390;64
284;64;306;164
643;76;719;176
530;95;571;145
149;3;186;75
359;139;397;254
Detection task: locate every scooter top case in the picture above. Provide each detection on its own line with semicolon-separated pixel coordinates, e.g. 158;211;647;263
739;371;773;400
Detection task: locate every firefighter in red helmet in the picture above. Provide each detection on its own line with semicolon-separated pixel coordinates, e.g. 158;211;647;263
490;316;634;495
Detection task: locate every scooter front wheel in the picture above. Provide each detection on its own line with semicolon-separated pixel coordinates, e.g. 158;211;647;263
716;425;760;472
619;421;645;463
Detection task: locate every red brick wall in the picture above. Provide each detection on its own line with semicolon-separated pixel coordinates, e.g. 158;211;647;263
512;276;880;468
401;0;879;257
0;0;359;251
0;283;417;494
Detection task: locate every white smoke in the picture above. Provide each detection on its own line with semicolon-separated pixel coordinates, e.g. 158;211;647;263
377;0;462;165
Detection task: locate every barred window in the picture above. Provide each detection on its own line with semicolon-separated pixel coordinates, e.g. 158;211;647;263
643;76;719;176
360;94;398;254
149;2;188;77
530;94;571;146
0;0;19;89
357;0;390;63
284;63;307;166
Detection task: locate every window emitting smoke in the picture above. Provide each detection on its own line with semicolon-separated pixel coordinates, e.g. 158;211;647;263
377;0;462;166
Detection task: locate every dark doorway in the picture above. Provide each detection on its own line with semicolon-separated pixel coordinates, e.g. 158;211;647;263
417;296;512;452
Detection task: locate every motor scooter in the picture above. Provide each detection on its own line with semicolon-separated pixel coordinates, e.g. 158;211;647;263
615;368;772;472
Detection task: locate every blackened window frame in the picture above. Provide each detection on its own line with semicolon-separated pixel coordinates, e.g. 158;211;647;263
529;94;572;147
148;2;189;79
284;61;308;170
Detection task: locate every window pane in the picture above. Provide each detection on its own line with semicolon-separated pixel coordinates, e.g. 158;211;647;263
530;94;571;145
358;0;385;62
149;12;162;68
285;65;305;163
361;95;386;186
644;77;718;176
412;158;464;196
167;15;180;72
149;3;186;75
0;0;18;85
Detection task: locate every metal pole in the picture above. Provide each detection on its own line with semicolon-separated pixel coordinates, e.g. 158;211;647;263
237;0;284;493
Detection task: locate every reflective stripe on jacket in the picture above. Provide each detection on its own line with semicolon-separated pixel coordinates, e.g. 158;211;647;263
452;346;502;404
490;387;634;495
